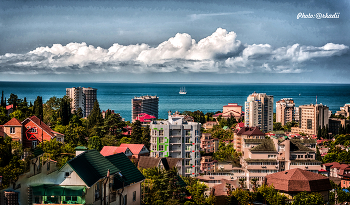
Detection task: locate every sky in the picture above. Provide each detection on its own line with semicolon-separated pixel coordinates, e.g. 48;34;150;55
0;0;349;83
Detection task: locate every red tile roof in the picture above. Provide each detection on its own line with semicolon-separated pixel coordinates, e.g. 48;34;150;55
100;146;130;156
4;118;22;126
23;116;63;138
265;168;332;192
119;144;145;155
135;113;156;122
210;179;239;196
6;104;13;110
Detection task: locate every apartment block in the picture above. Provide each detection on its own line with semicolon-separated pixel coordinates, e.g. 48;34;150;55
240;137;320;189
276;98;295;126
233;126;265;152
200;133;219;153
149;111;201;176
291;104;329;135
132;95;159;122
336;103;350;118
245;92;273;133
66;87;97;117
213;103;243;121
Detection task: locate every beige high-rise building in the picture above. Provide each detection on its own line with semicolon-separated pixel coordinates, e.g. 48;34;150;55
276;98;295;126
244;92;273;132
132;95;159;122
66;87;97;117
291;104;329;135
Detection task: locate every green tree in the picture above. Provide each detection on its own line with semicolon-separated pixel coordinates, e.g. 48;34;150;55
43;96;61;127
1;91;5;107
88;136;102;151
292;192;324;205
131;120;143;144
119;137;131;144
213;142;241;165
251;178;258;192
273;122;283;131
59;96;71;126
257;184;287;205
0;106;9;124
33;96;43;119
7;93;22;110
9;109;25;121
183;177;215;205
87;100;103;134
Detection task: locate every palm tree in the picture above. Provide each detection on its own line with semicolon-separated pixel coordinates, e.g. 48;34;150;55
250;178;258;192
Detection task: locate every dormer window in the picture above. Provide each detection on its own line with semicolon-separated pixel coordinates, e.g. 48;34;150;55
65;172;70;177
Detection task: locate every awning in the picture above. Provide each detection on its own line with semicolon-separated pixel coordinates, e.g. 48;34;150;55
31;185;86;196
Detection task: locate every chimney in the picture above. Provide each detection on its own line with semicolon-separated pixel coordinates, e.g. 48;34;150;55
75;146;88;156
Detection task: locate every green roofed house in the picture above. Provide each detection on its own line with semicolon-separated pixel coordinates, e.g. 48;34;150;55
11;149;145;205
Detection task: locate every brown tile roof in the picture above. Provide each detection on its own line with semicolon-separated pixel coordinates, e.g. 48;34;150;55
265;168;332;193
323;162;341;168
4;118;22;126
138;156;161;169
235;126;265;136
210;179;239;196
137;156;182;170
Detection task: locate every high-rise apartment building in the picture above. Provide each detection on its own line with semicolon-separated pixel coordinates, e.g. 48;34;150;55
276;98;295;126
150;111;201;176
245;92;273;132
132;95;159;122
66;87;97;117
291;104;329;135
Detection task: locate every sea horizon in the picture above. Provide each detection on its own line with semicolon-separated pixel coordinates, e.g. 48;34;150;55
1;81;349;122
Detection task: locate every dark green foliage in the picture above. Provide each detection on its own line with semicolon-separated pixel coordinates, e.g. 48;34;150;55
292;192;324;205
38;139;75;168
33;96;43;119
43;96;61;127
213;142;241;164
7;93;22;110
209;125;233;140
181;110;206;124
141;167;187;205
87;100;103;130
88;136;102;151
0;106;9;124
131;120;142;144
59;96;71;126
273;122;283;131
1;91;5;107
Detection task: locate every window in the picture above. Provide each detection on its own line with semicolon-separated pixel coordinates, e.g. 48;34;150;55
30;128;37;133
95;183;101;201
185;137;190;143
57;138;62;142
65;172;70;177
185;160;190;165
186;145;191;151
152;144;156;151
159;152;163;157
159;130;164;136
159;145;164;151
151;129;156;135
32;141;37;148
186;130;191;136
65;196;77;202
133;191;136;202
151;137;156;143
123;194;127;205
186;167;191;173
10;127;15;134
186;152;191;158
159;137;164;143
47;162;50;171
307;119;312;129
34;196;41;204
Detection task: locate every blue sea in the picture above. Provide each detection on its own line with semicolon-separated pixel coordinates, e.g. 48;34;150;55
0;82;349;122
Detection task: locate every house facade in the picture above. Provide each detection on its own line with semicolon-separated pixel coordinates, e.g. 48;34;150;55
12;149;144;205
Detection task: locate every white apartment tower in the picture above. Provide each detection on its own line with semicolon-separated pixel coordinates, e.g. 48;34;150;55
66;87;97;118
150;111;201;177
245;92;273;132
132;95;159;122
276;98;295;126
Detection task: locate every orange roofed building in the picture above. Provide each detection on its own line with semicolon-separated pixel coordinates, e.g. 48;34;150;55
2;116;64;148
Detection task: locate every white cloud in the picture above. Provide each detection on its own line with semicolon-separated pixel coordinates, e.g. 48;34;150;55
0;28;348;75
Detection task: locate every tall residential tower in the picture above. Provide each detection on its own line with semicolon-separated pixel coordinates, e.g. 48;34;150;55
150;111;201;176
132;95;159;122
66;87;97;117
276;98;295;126
245;92;273;132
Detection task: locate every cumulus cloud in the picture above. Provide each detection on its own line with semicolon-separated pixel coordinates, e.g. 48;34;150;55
0;28;348;75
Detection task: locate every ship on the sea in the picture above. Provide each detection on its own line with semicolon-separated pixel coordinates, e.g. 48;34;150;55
179;87;187;94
